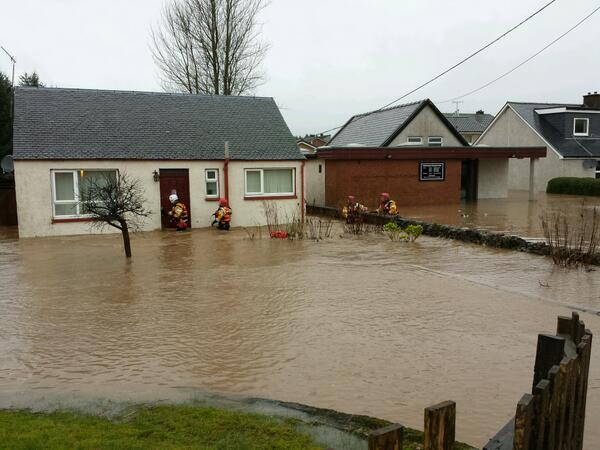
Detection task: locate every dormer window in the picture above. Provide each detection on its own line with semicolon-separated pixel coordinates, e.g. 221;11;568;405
573;118;589;136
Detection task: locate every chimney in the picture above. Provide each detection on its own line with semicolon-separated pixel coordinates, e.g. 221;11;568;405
583;91;600;109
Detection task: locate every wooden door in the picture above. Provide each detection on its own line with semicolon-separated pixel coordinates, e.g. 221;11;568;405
159;169;191;229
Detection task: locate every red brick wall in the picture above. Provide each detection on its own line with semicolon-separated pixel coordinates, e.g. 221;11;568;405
324;159;461;209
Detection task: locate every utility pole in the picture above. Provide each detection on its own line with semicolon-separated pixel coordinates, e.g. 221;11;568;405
1;46;16;86
0;45;17;125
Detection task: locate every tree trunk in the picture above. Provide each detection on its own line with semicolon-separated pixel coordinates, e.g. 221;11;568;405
121;221;132;258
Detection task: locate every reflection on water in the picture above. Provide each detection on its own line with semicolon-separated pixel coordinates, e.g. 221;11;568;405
400;190;600;240
0;224;599;447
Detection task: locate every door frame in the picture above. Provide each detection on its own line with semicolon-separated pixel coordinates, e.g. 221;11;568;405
159;168;191;229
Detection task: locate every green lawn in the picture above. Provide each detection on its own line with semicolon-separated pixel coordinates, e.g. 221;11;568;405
0;405;325;450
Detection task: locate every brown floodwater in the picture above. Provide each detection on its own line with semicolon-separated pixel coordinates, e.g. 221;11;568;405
401;190;600;240
0;220;599;448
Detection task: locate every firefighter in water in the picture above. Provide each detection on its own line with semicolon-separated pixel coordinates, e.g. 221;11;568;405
342;195;368;223
168;193;189;231
377;192;398;216
212;198;232;230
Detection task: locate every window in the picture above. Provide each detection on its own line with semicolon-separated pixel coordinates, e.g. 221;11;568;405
428;137;443;147
596;161;600;180
407;136;422;144
52;170;117;218
205;169;219;197
244;168;295;197
574;118;589;136
318;164;322;174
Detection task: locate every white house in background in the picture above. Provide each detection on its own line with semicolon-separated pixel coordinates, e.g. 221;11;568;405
476;92;600;192
12;87;306;238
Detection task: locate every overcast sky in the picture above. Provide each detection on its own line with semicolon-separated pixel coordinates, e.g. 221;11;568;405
1;0;598;136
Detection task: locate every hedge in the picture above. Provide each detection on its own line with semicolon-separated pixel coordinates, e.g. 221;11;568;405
546;177;600;196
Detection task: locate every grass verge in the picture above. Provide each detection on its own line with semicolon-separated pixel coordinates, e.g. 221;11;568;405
0;405;325;450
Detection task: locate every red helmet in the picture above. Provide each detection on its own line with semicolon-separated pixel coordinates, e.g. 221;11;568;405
219;198;228;207
380;192;390;202
347;195;356;204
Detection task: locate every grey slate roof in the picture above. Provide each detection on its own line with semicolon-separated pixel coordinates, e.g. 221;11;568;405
328;99;468;147
13;87;304;160
508;102;600;158
444;112;494;133
328;101;423;147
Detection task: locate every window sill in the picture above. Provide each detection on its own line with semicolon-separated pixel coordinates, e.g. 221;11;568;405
205;197;220;202
52;217;96;224
244;195;297;201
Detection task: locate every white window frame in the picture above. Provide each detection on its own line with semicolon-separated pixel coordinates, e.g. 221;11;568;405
205;168;219;198
407;136;422;144
573;118;589;137
428;136;443;146
244;168;296;197
52;170;81;218
51;169;117;219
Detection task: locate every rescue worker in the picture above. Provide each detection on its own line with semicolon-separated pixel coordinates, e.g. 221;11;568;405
377;192;398;216
168;193;189;231
212;198;232;230
342;195;368;224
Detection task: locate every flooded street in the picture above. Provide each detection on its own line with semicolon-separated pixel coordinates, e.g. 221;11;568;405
401;191;600;240
1;223;599;447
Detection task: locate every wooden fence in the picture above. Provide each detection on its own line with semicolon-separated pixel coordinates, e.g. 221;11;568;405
368;313;593;450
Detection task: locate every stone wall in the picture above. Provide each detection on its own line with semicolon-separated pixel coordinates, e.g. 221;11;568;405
306;205;600;266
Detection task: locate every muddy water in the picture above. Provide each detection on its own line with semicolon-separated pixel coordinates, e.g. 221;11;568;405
400;191;600;240
1;224;599;448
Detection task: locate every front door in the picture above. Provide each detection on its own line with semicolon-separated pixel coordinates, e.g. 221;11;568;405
159;169;191;229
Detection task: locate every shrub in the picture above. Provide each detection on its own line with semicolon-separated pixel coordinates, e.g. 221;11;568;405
383;222;423;242
547;177;600;197
540;202;600;267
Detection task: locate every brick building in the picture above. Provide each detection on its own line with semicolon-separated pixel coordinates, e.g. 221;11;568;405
305;99;546;209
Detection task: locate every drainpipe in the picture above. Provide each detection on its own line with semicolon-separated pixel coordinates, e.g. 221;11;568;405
224;142;230;202
301;160;306;222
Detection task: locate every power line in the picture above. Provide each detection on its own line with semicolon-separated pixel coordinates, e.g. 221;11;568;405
439;5;600;104
319;0;559;136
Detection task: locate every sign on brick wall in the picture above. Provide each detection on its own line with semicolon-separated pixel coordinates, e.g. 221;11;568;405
419;162;445;181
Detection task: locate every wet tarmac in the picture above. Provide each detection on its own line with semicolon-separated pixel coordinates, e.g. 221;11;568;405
0;219;599;447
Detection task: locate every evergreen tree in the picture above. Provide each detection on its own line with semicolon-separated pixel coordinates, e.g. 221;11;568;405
19;71;44;87
0;72;12;159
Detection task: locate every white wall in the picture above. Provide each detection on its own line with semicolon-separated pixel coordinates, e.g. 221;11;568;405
14;159;304;237
478;106;595;191
304;159;325;207
389;105;463;146
478;158;508;199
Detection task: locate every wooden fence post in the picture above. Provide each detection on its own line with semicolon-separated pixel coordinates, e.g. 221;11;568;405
368;423;404;450
532;334;565;392
513;393;534;450
424;401;455;450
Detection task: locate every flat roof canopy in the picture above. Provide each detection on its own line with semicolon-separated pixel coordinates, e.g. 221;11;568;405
316;146;546;160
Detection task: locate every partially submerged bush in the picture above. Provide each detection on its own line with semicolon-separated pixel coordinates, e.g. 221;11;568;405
383;222;423;242
306;217;334;241
547;177;600;197
540;202;600;267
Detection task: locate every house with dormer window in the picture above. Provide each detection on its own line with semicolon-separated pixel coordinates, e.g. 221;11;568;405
476;92;600;192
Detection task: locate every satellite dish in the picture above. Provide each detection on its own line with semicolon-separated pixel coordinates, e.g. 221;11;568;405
583;159;597;170
1;155;13;173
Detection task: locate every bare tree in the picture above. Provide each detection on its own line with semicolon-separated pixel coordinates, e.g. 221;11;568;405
81;172;150;258
151;0;267;95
